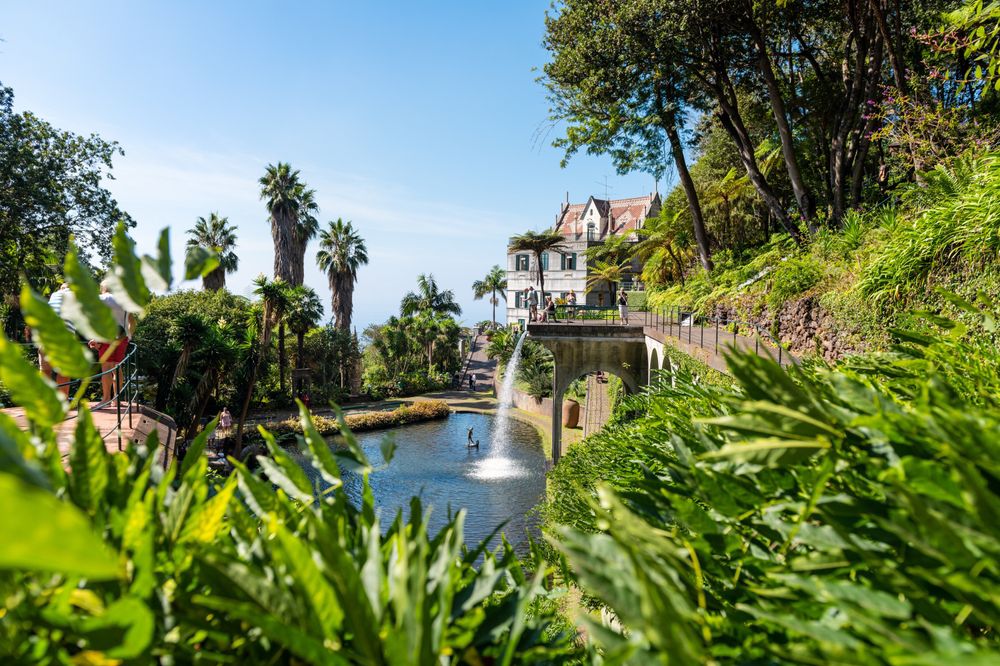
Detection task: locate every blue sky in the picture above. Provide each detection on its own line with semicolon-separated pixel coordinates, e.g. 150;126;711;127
3;1;661;332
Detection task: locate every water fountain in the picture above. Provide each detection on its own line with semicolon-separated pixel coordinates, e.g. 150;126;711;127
472;331;528;480
293;331;545;551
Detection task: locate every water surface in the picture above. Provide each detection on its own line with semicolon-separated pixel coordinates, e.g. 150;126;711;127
301;412;547;553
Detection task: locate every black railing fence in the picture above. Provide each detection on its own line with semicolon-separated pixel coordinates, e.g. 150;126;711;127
3;341;140;450
537;304;794;366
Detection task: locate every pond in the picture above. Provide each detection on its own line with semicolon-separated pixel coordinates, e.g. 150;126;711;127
299;412;547;553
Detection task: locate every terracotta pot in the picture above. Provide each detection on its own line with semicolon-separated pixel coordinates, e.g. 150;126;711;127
562;398;580;428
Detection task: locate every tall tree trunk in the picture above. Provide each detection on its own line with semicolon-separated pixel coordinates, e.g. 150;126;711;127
235;363;257;459
666;245;686;287
202;267;226;291
656;78;712;274
695;48;800;240
279;323;286;394
185;376;217;441
536;254;546;315
747;11;816;223
272;210;296;285
830;15;879;225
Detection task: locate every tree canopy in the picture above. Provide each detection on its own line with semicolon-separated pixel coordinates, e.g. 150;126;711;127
0;82;134;300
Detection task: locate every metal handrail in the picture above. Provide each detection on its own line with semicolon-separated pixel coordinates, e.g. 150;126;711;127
2;341;139;449
534;304;797;366
638;305;796;366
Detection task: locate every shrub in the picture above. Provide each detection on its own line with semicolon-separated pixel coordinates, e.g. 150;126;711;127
858;155;1000;307
767;255;823;309
256;400;452;441
546;295;1000;662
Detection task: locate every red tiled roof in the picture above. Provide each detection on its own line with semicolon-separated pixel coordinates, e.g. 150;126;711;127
554;194;658;238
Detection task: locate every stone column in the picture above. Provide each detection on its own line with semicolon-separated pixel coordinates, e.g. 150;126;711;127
551;392;563;463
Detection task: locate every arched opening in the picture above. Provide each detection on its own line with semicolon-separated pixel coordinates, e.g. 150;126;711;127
649;347;661;384
533;335;647;462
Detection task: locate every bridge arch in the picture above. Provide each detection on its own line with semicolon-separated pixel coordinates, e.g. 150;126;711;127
530;330;647;462
649;346;661;382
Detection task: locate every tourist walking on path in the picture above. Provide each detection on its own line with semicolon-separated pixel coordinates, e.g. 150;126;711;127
528;286;539;322
618;288;629;325
470;373;478;391
567;289;577;321
219;407;233;436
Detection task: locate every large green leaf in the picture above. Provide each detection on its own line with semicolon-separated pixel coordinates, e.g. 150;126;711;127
257;427;315;502
68;403;110;513
140;227;173;291
21;285;94;378
62;241;119;342
299;402;343;487
0;472;118;578
0;412;50;489
103;222;150;314
327;404;372;475
702;437;831;466
273;524;345;638
0;334;67;427
193;596;350;666
77;596;154;658
184;244;220;281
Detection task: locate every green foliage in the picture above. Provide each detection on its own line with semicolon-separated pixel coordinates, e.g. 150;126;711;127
1;224;579;665
515;341;554;400
133;288;254;411
859;156;1000;308
362;309;462;389
767;256;824;309
545;295;1000;662
0;82;135;300
486;327;522;368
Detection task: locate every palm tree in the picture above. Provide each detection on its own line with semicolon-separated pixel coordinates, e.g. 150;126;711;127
507;230;566;310
235;275;289;454
316;219;368;331
471;265;507;329
291;187;321;286
634;211;694;287
185;213;239;291
400;274;462;317
582;233;632;266
285;285;324;398
259;163;304;286
170;315;210;390
586;260;628;306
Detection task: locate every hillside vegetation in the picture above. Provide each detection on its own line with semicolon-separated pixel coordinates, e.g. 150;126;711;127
640;155;1000;360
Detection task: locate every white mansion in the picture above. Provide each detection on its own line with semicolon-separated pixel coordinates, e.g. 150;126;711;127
505;192;662;327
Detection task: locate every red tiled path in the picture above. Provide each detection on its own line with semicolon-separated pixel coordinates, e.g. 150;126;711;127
3;402;140;462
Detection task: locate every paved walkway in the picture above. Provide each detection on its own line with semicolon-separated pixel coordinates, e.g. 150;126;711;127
461;334;497;389
3;401;141;462
582;374;613;439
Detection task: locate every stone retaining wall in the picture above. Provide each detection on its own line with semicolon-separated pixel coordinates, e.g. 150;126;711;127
492;379;584;421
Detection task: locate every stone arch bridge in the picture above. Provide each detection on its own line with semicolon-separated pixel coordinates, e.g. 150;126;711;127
527;314;796;462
